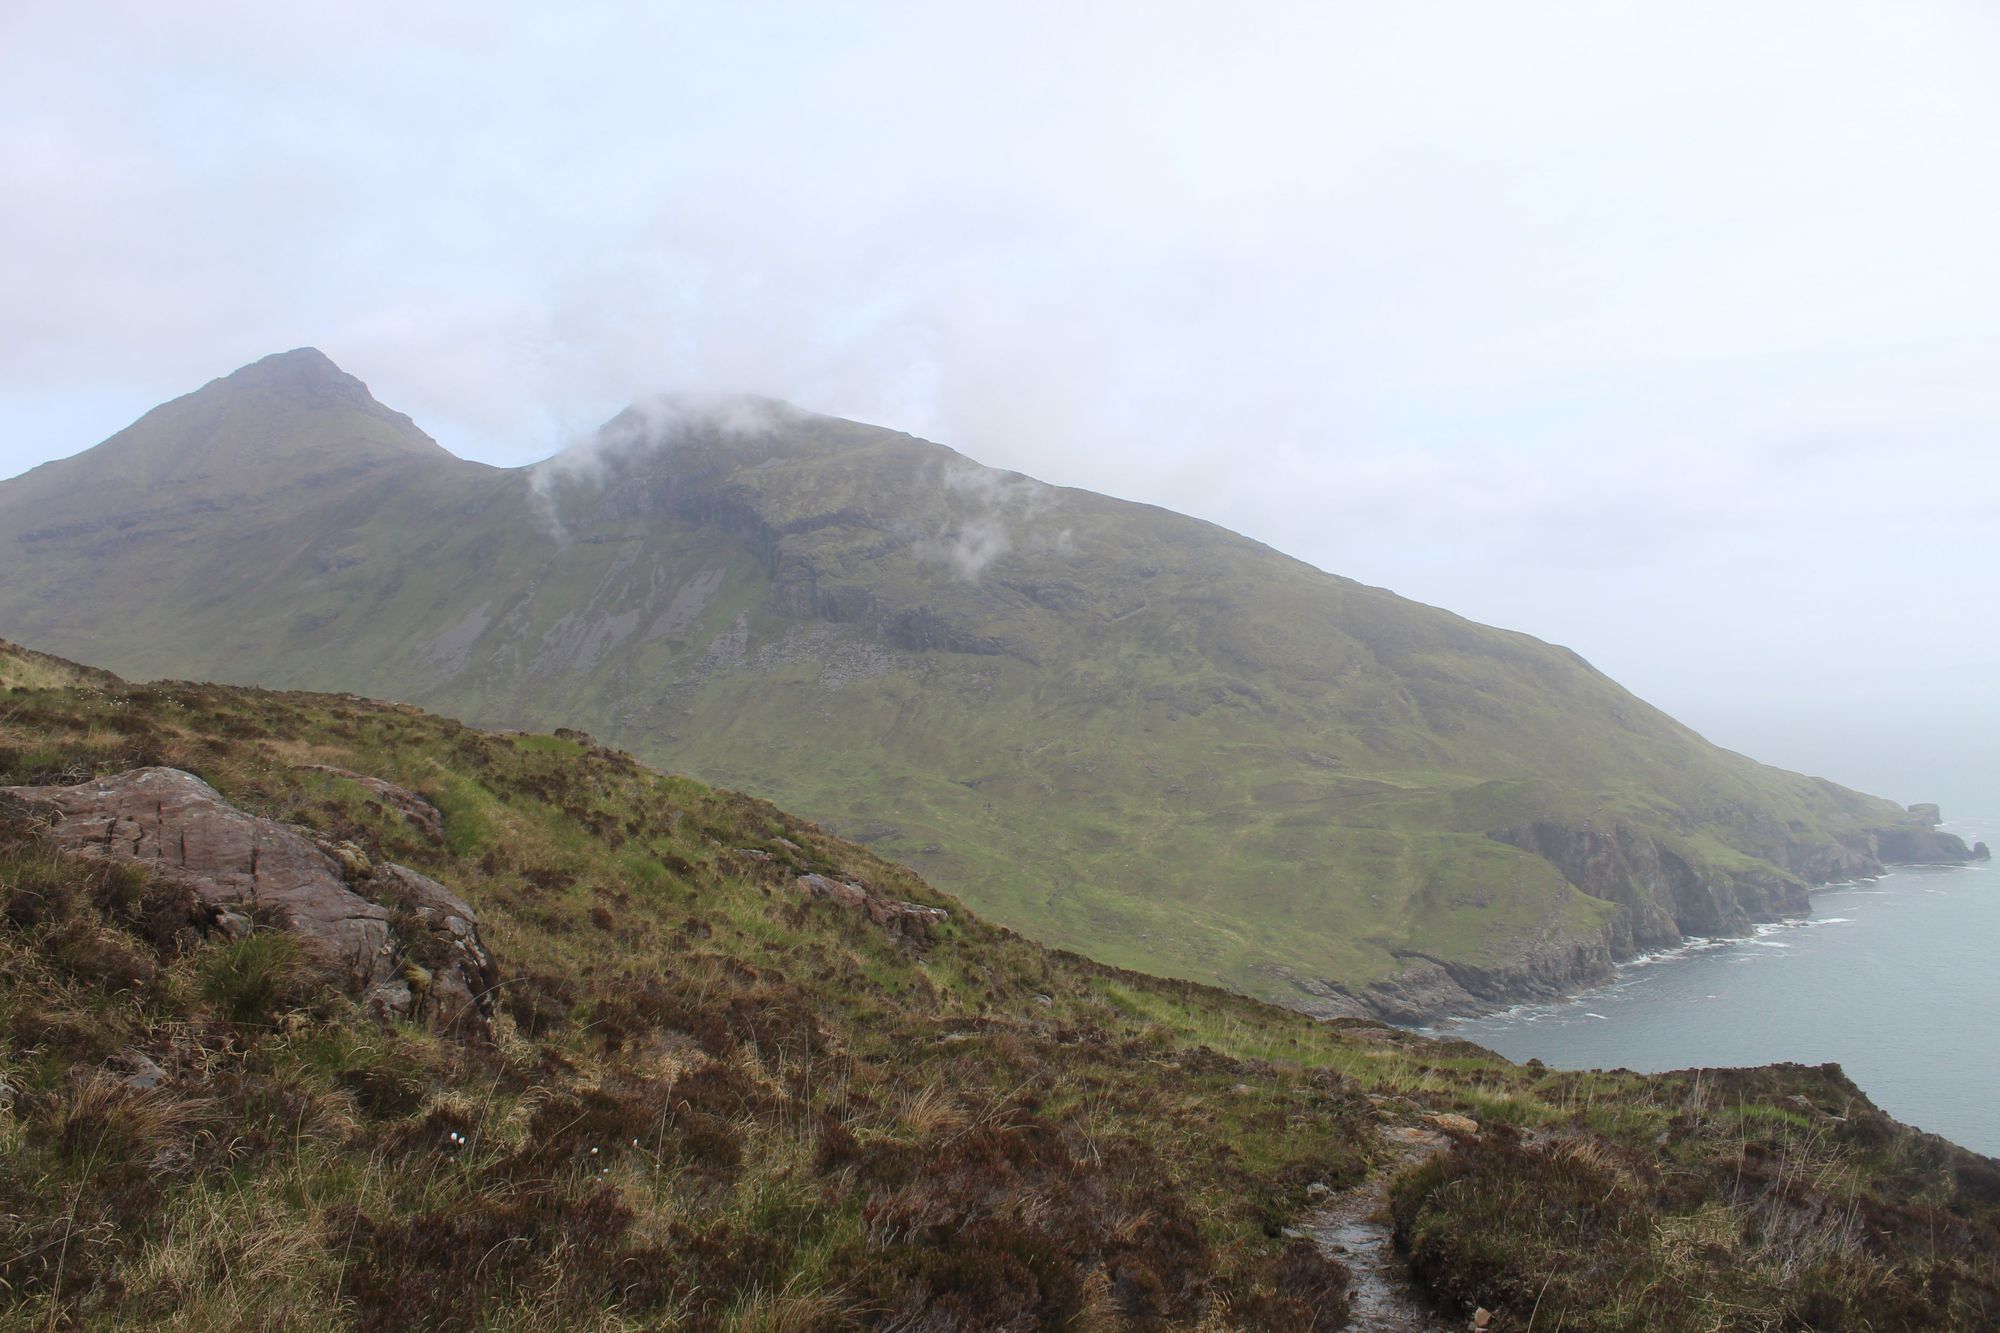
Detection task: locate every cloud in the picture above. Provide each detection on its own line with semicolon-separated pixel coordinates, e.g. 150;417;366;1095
524;391;802;542
919;514;1012;581
908;459;1064;580
2;1;1998;799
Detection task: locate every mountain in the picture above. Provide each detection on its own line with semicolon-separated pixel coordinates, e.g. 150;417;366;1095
3;638;1996;1329
0;350;1980;1019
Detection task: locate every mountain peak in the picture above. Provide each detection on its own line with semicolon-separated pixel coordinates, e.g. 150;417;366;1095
227;345;343;380
3;349;455;500
600;391;814;446
206;347;400;420
535;391;834;486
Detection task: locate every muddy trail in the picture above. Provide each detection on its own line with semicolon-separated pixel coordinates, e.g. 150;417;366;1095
1303;1122;1458;1332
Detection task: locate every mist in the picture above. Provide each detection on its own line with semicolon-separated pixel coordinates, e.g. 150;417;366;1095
2;1;1996;810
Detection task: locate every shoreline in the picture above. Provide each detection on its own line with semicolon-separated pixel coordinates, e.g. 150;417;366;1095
1304;811;1986;1029
1420;858;1983;1039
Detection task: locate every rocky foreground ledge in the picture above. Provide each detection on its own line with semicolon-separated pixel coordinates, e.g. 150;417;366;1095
1;766;496;1034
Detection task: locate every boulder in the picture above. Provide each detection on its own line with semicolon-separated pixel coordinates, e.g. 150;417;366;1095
1;767;491;1033
112;1051;169;1091
374;864;497;1032
794;872;948;938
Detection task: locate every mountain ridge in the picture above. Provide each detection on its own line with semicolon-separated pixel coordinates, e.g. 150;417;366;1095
0;351;1980;1020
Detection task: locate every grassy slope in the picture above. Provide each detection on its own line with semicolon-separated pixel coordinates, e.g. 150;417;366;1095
0;366;1914;1010
1;642;1995;1331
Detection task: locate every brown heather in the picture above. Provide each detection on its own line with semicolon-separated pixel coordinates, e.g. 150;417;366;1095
0;640;1994;1330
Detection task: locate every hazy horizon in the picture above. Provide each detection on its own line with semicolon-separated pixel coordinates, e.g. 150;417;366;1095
3;3;1994;816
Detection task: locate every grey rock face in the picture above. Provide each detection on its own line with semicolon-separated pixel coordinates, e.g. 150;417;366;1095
1782;839;1882;885
1;767;492;1034
1341;933;1622;1027
1488;821;1775;951
1870;826;1984;864
374;864;497;1033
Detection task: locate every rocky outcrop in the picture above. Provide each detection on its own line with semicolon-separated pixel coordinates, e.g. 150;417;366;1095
794;872;949;940
1274;922;1625;1026
1869;826;1985;864
1262;966;1376;1021
370;864;496;1032
3;767;396;989
1354;934;1621;1027
1489;821;1813;949
298;765;445;843
1781;839;1882;884
0;767;493;1034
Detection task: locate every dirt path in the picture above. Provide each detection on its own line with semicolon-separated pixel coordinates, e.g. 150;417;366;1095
1304;1123;1456;1332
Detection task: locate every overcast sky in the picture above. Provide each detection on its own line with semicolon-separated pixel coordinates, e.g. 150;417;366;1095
3;2;1996;813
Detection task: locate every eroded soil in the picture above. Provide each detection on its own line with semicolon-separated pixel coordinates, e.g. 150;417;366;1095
1306;1123;1455;1332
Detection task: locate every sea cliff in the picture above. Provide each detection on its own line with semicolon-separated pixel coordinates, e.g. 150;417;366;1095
1310;813;1985;1024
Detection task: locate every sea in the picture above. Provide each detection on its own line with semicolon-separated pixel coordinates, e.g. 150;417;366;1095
1435;816;1999;1157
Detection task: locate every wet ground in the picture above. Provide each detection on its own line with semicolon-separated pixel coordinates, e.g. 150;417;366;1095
1303;1123;1456;1332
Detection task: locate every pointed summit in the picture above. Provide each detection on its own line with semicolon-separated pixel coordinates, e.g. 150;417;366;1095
14;349;455;495
0;349;487;681
203;349;434;441
178;346;440;454
214;346;376;405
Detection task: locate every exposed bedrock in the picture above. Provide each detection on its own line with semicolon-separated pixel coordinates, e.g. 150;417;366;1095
1279;928;1625;1027
1;766;495;1034
1489;821;1816;949
1781;839;1883;884
1869;826;1987;864
1363;934;1622;1028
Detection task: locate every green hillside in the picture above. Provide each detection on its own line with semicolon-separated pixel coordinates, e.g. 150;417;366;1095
0;351;1968;1018
2;639;1996;1330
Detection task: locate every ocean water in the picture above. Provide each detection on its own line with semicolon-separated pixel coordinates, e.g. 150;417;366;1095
1437;817;1999;1156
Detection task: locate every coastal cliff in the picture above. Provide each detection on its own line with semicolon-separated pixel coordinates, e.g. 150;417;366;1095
1315;812;1985;1024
